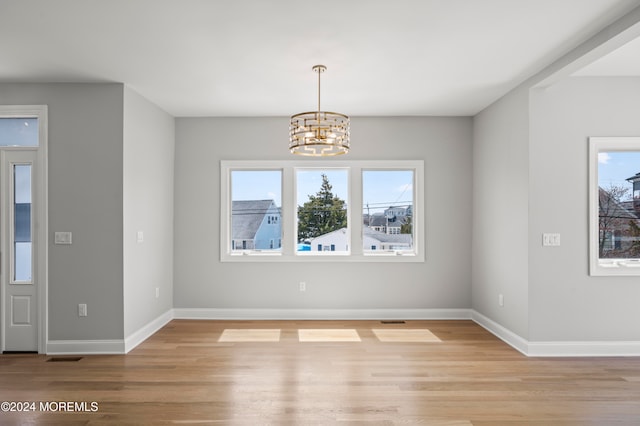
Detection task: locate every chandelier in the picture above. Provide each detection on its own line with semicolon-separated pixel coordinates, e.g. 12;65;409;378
289;65;350;156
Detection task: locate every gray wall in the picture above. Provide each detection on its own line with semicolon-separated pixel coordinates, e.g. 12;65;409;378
471;85;530;339
0;83;125;340
472;75;640;344
123;87;175;337
529;76;640;342
174;117;473;311
471;7;640;344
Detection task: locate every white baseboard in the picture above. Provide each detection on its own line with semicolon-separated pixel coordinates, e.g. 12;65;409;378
46;309;173;355
124;309;174;353
45;308;640;357
528;340;640;357
470;310;640;357
470;310;529;355
172;308;472;320
46;339;125;355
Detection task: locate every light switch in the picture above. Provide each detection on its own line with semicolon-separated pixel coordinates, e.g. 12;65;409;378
136;231;144;243
542;233;561;246
54;232;72;245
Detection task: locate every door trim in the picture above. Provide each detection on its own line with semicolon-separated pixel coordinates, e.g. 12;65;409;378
0;105;48;354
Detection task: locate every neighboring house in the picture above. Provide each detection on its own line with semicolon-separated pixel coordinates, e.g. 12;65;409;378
231;199;281;251
363;227;412;251
368;213;388;233
367;206;411;235
309;227;412;252
310;228;348;251
628;171;640;213
598;185;640;257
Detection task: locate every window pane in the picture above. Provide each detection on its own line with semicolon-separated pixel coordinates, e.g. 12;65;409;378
0;118;38;146
14;164;32;281
231;170;282;252
296;169;349;253
362;170;414;252
597;151;640;260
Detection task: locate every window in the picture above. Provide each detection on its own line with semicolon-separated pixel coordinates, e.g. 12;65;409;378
14;164;32;282
221;160;424;262
0;118;39;147
589;137;640;275
296;168;349;255
229;170;282;254
362;170;414;254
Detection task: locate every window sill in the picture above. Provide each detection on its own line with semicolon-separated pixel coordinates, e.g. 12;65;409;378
591;259;640;276
599;259;640;268
221;252;423;263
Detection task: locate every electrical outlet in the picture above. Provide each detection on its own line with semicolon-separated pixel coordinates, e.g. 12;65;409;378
299;281;306;292
78;303;87;317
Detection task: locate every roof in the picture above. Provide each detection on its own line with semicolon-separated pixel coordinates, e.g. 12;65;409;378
626;172;640;182
363;227;412;244
310;227;412;244
309;228;348;241
599;188;639;220
232;200;278;240
369;213;407;227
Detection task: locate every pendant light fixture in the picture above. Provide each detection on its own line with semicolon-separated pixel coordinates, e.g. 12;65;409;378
289;65;350;156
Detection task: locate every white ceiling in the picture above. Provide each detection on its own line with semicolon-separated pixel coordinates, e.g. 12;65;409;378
1;0;639;117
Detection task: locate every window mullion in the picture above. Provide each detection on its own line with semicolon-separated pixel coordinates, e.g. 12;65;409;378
282;166;295;257
351;166;363;256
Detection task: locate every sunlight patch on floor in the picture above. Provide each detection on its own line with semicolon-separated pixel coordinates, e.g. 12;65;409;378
372;329;441;342
218;329;281;342
298;329;361;342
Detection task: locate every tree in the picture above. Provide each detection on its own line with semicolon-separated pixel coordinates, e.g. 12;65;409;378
297;174;347;242
598;184;632;257
627;220;640;258
400;215;412;234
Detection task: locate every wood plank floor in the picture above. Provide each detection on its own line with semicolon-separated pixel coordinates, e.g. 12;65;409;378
1;319;640;425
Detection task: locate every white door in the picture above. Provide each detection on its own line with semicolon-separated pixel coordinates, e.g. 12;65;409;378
1;150;38;352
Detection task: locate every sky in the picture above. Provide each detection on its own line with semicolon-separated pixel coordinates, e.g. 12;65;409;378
231;169;414;212
598;151;640;200
0;118;38;147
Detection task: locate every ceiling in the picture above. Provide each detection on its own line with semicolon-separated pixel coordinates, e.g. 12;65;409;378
1;0;639;117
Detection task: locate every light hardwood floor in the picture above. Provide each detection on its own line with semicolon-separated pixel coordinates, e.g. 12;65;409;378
1;319;640;425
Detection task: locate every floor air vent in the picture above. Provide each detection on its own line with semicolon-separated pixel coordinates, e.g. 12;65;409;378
380;320;406;324
47;357;83;362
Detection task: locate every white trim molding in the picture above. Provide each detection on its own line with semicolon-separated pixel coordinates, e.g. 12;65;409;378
124;309;174;353
470;310;529;356
46;339;125;355
471;310;640;357
46;309;173;355
0;105;48;355
220;160;425;263
528;340;640;357
44;308;640;357
588;137;640;276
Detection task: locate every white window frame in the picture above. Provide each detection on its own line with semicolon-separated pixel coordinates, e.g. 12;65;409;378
220;160;424;262
295;166;351;257
589;137;640;276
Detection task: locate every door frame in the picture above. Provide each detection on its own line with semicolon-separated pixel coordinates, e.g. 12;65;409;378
0;105;48;353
